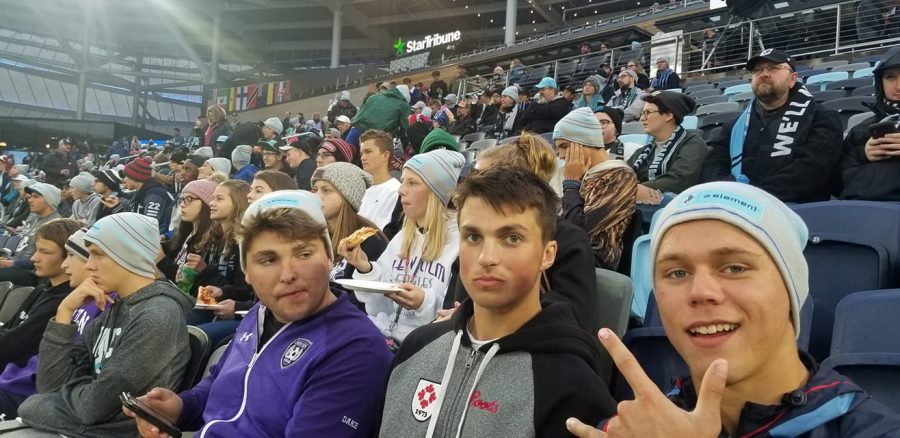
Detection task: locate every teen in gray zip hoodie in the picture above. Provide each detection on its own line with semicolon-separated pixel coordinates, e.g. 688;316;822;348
15;213;194;437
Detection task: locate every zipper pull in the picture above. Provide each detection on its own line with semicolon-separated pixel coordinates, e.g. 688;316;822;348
248;352;259;370
465;349;477;369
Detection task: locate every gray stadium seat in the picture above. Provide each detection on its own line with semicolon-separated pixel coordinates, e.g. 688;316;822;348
694;95;728;106
694;102;740;116
621;122;646;135
831;62;872;73
812;90;848;102
852;85;876;97
687;89;722;99
844;112;875;137
0;287;35;325
815;60;849;70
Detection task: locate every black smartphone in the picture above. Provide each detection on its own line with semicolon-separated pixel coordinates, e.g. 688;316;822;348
869;121;898;139
120;392;182;438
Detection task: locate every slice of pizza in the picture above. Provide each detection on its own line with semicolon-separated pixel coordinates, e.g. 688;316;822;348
340;227;378;248
197;286;217;305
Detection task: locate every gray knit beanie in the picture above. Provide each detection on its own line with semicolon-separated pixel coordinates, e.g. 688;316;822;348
311;162;373;211
231;144;253;170
552;107;605;148
84;213;160;279
205;157;232;175
69;172;95;193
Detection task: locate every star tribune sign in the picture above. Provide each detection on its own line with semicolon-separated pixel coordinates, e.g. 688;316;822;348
394;31;462;56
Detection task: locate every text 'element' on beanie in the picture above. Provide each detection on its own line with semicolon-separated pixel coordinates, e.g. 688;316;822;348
650;181;809;336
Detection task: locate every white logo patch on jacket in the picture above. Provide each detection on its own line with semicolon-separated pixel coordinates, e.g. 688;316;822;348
281;338;312;369
412;379;442;422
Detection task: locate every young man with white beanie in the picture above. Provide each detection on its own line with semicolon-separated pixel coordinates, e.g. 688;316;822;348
13;213;194;437
556;107;637;270
567;182;900;437
126;191;392;437
0;183;62;286
68;172;101;226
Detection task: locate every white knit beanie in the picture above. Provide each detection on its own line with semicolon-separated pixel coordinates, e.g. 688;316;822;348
85;213;160;279
501;86;518;101
651;182;809;336
552;107;605;148
239;191;332;270
231;145;253;169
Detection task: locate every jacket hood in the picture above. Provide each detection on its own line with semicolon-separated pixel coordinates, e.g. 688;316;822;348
450;298;606;374
121;280;195;315
873;46;900;116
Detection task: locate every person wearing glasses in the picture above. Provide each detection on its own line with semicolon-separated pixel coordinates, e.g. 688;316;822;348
447;98;478;137
649;57;680;91
703;49;843;203
556;108;637;271
627;91;708;210
609;69;647;122
315;138;356;168
626;60;651;90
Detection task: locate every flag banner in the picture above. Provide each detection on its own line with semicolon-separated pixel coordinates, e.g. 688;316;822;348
220;80;292;112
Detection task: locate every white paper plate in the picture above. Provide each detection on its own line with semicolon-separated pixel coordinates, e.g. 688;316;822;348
335;279;402;294
194;303;224;310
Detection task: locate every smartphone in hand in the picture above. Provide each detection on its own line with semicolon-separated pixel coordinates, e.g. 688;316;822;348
120;392;182;438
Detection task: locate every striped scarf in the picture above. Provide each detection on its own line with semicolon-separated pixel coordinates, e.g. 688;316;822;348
631;126;687;181
652;69;674;89
612;87;639;109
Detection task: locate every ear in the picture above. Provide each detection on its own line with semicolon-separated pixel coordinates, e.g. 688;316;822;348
540;240;558;272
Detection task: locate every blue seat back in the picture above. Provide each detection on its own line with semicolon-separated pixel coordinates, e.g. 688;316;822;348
830;289;900;356
614;327;688;401
806;72;850;90
629;235;652;320
821;354;900;414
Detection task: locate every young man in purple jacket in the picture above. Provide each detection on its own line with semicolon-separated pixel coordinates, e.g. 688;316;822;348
128;190;393;437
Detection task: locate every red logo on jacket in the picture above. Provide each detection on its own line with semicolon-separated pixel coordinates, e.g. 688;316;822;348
468;390;499;413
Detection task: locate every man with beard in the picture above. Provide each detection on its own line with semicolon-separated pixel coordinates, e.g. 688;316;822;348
703;50;842;203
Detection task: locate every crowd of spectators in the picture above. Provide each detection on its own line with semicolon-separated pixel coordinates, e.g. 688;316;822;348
0;42;898;437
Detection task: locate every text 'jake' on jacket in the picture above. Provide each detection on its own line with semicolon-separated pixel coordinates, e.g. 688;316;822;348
379;299;617;438
176;292;393;437
704;81;843;203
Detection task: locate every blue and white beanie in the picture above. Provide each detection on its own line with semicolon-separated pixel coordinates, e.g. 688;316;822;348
651;182;809;336
553;107;605;148
85;213;160;279
239;191;332;269
403;149;465;207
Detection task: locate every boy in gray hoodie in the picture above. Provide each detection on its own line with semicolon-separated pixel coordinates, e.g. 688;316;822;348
5;213;193;437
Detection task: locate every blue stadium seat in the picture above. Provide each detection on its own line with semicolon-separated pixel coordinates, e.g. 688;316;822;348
614;326;688;401
681;115;698;130
790;201;900;360
723;83;752;99
797;298;814;352
618;134;650;145
796;68;829;80
821;289;900;413
629;234;652;320
806;72;850;90
853;67;876;79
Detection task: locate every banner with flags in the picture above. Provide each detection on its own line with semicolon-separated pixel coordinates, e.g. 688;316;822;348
215;80;292;113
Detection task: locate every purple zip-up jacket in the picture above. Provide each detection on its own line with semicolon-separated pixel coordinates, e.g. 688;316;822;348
178;291;392;437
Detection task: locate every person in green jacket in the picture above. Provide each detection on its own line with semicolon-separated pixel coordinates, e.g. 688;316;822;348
350;86;413;148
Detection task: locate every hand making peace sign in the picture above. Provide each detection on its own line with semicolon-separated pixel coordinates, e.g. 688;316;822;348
565;328;729;438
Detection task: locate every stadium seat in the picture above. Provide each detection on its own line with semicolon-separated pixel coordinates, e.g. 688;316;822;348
461;132;485;143
731;91;755;110
830;289;900;355
688;89;722;99
466;139;497;160
812;90;848;102
0;281;14;310
680;115;698;130
629;234;652;320
828;77;874;92
619;133;650;147
643;291;661;327
182;326;211;391
3;236;21;255
723;83;752;99
796;68;829;80
853;67;876;78
716;79;748;89
851;85;876;97
0;236;8;250
694;95;728;106
797;298;814;352
845;112;875;136
790;201;900;360
594;269;633;338
203;342;231;379
815;60;849;70
555;60;578;85
614;326;688;401
616;209;644;277
0;287;35;324
821;289;900;413
685;83;716;94
539;132;554;145
694;102;740;117
821;96;876;131
805;72;850;90
667;88;683;93
621;122;646;135
698;111;741;139
830;62;872;73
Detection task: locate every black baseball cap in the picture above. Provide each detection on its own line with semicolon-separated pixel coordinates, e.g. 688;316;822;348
746;49;796;72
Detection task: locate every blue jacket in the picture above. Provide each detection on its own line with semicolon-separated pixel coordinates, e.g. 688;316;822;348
603;352;900;437
233;164;259;183
177;291;393;437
